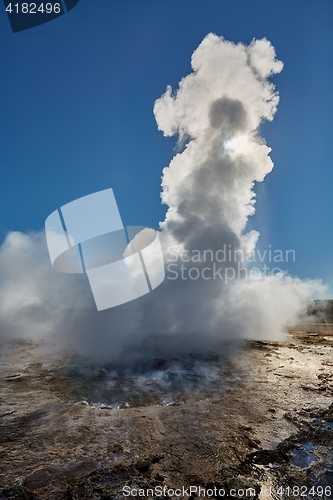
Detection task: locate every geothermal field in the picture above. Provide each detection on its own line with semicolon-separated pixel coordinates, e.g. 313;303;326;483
1;30;332;500
0;327;333;499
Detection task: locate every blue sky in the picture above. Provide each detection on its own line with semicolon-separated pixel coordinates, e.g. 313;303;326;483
1;0;333;291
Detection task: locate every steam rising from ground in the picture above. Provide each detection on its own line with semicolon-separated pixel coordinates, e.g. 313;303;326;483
144;34;325;341
0;35;326;360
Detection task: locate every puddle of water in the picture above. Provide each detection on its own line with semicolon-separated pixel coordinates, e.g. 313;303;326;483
291;442;317;468
51;353;233;408
303;442;314;451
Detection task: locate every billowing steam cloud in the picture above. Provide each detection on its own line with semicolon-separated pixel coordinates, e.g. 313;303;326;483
0;35;326;359
141;34;326;342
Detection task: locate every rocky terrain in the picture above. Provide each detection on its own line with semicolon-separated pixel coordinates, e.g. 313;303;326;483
0;332;332;499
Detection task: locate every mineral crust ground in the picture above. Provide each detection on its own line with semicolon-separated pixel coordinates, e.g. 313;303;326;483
0;331;332;499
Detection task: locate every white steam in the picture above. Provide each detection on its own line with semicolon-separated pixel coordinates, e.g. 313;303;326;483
145;34;326;341
0;35;327;359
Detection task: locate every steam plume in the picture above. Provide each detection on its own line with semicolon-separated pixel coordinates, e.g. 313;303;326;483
0;35;326;359
139;34;325;342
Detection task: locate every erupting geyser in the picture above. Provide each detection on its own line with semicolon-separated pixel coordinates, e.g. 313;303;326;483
0;35;326;361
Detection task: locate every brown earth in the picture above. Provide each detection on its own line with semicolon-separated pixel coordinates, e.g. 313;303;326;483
0;333;332;499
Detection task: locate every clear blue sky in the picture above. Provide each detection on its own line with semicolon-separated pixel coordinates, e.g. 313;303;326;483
1;0;333;291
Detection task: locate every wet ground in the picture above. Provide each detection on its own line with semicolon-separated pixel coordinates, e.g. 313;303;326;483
0;332;332;499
